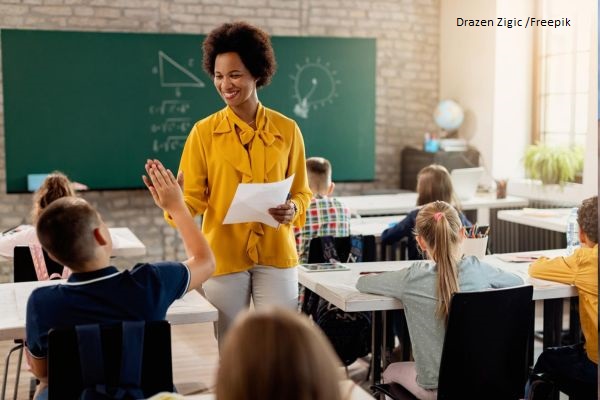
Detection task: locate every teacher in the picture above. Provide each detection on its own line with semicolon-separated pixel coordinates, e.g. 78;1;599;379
168;21;311;344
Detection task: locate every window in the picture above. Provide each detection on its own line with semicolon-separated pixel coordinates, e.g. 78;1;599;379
534;0;594;147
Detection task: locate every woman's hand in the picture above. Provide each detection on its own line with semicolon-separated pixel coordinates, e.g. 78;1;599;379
142;159;184;213
268;200;296;225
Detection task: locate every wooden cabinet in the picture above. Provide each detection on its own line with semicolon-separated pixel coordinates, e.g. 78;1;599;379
400;146;480;191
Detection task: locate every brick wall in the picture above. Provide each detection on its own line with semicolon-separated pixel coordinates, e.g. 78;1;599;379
0;0;439;282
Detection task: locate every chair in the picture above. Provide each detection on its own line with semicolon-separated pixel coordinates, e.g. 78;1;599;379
372;285;534;400
1;246;67;400
13;245;65;283
48;320;174;400
307;235;376;263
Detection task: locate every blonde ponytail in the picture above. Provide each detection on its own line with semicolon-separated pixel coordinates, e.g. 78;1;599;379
414;201;462;324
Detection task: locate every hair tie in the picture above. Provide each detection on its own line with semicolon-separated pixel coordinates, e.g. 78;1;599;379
433;212;444;222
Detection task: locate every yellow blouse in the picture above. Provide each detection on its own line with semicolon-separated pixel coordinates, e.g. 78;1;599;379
529;245;598;364
166;103;312;276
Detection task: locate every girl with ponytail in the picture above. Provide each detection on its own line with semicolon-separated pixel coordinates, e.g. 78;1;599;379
357;201;522;399
0;171;76;259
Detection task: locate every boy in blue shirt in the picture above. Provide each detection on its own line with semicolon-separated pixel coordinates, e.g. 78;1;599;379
25;159;215;398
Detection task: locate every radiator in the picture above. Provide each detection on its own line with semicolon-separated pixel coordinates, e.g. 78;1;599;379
489;200;574;254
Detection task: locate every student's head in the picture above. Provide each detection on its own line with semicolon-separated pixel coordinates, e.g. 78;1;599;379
203;22;276;107
31;171;76;223
306;157;335;196
416;164;458;207
577;196;598;245
216;308;343;400
414;201;464;323
36;197;111;269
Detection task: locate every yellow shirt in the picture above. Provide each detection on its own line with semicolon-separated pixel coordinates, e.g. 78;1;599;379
529;245;598;364
167;103;311;276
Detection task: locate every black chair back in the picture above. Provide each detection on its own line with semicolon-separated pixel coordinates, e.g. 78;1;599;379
48;320;173;400
307;235;376;263
13;245;64;282
437;285;534;399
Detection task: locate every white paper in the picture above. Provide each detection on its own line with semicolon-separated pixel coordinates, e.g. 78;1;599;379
223;175;295;228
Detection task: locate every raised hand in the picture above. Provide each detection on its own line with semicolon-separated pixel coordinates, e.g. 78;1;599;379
142;159;184;213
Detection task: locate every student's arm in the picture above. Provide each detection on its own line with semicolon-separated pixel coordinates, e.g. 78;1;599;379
356;267;411;298
143;159;215;290
478;260;524;288
381;211;415;245
25;348;47;382
529;252;578;285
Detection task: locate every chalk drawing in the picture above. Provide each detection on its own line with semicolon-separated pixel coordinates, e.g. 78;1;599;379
290;57;340;119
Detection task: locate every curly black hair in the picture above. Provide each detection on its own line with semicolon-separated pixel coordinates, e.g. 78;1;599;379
578;196;598;243
202;21;276;88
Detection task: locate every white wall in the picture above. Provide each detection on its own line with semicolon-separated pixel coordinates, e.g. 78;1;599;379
439;0;496;181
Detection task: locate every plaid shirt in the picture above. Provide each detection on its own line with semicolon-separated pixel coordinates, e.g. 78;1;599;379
294;195;351;263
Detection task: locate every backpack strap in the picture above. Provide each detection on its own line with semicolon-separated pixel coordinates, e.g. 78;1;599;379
76;322;146;400
117;321;145;399
28;244;51;281
76;324;105;391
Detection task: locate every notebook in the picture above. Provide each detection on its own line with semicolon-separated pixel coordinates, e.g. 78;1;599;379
450;167;484;201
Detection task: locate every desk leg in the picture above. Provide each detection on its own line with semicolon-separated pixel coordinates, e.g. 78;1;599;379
543;298;563;349
371;311;383;385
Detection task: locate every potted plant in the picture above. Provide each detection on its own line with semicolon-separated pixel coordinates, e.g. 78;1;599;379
523;144;583;186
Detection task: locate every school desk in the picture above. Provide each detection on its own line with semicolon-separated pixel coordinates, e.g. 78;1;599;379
350;215;405;237
0;227;146;260
0;280;217;342
298;249;576;384
497;208;572;233
338;192;528;224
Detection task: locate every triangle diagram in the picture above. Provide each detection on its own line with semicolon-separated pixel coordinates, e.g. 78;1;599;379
159;50;205;88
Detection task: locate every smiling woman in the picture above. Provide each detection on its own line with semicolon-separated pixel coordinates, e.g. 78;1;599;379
164;21;312;346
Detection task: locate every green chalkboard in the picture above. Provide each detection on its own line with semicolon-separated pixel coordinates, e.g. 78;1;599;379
1;29;375;193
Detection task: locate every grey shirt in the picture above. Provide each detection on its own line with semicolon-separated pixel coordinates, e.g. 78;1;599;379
356;256;523;389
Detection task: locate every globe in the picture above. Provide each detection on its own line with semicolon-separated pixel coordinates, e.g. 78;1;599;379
434;99;464;132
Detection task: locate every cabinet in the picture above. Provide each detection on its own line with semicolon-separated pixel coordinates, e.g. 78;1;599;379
400;146;480;191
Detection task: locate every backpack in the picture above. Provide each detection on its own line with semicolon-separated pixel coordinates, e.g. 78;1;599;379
311;235;372;366
77;321;146;400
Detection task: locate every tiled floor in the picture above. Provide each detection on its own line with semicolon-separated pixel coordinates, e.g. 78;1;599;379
0;300;573;399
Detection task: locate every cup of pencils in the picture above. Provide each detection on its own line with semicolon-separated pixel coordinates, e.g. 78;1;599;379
461;224;490;259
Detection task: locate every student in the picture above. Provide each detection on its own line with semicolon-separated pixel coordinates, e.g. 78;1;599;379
381;164;472;260
0;171;75;259
526;196;598;399
357;200;522;400
25;159;215;399
216;307;344;400
294;157;351;263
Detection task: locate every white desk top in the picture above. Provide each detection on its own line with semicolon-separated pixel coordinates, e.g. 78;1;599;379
350;215;405;237
497;208;571;233
109;227;147;257
0;281;217;341
338;192;528;216
0;226;146;260
299;249;576;313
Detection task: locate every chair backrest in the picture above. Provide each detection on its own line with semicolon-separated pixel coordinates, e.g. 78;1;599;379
13;245;64;282
307;235;376;263
437;285;534;400
48;320;173;400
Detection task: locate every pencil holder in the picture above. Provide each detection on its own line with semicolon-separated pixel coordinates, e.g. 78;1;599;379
461;237;488;259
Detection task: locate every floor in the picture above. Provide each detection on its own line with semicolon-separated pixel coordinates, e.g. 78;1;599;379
0;300;572;399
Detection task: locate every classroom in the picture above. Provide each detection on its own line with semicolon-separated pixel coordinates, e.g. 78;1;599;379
0;0;597;399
